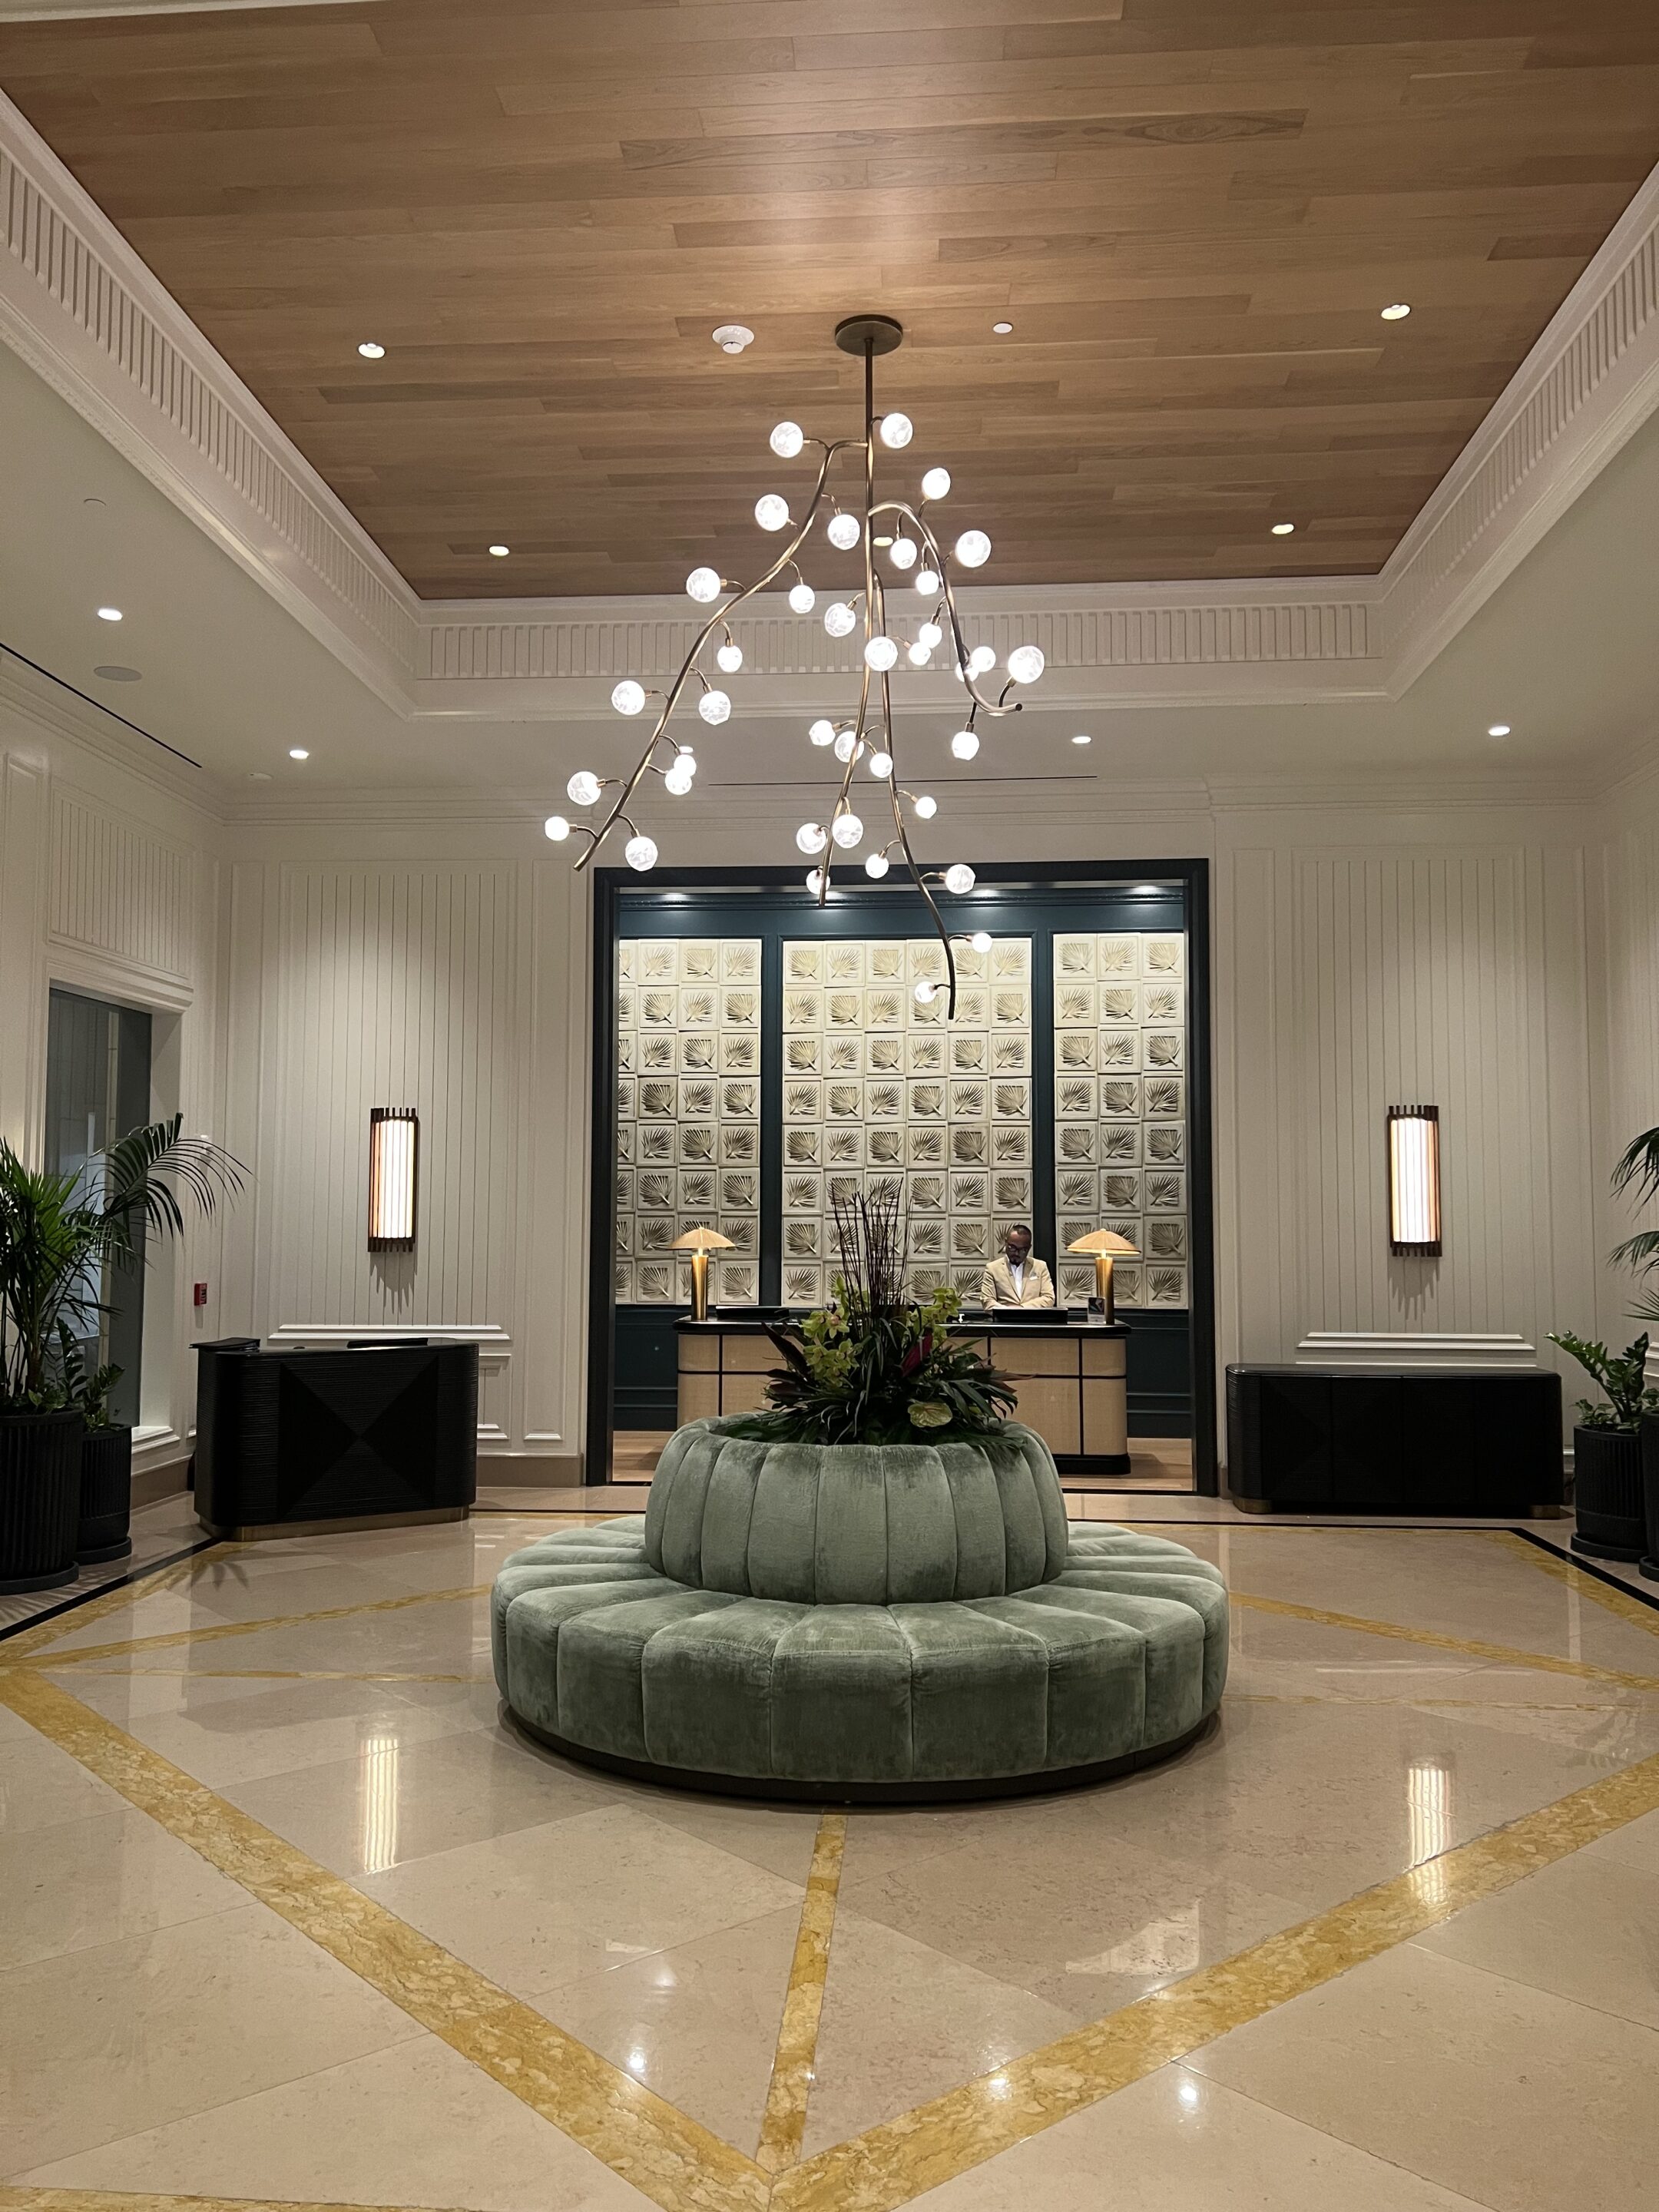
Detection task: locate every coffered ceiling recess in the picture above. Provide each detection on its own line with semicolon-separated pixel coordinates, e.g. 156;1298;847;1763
3;0;1659;601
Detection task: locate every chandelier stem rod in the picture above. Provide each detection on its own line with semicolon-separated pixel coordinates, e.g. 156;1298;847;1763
574;442;850;871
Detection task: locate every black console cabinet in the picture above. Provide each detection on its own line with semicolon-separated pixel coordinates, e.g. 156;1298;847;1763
1226;1365;1563;1515
194;1339;478;1538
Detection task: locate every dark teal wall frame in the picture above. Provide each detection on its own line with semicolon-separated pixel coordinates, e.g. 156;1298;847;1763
586;859;1217;1492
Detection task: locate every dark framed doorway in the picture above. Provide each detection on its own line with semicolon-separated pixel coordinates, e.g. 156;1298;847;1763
44;988;154;1429
585;860;1216;1492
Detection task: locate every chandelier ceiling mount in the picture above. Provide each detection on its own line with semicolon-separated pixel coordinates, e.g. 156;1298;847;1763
549;313;1055;1018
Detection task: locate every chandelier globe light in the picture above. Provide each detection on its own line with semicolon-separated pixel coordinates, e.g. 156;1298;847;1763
556;313;1049;1016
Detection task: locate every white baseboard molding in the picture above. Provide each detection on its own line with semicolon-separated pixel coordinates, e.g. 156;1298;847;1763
1296;1332;1540;1370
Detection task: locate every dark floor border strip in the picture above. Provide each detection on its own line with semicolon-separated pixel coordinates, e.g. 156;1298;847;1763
0;1535;221;1647
1508;1525;1659;1614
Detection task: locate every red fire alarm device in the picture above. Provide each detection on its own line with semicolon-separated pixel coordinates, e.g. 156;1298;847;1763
193;1282;208;1308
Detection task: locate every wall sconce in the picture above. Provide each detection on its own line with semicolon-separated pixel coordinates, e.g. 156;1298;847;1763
1387;1105;1441;1257
671;1224;732;1321
1065;1228;1139;1323
368;1108;418;1250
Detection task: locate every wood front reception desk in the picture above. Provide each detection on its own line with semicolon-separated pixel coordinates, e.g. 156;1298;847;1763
677;1317;1131;1474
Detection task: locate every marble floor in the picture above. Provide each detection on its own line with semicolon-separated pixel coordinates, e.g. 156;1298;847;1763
3;1507;1658;2212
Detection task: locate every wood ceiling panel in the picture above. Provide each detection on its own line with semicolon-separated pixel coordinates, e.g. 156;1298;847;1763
2;0;1657;597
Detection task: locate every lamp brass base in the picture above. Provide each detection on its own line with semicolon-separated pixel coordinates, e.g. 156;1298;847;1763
1095;1253;1116;1326
689;1250;710;1323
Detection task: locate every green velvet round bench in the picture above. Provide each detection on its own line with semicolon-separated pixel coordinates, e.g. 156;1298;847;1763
492;1419;1227;1803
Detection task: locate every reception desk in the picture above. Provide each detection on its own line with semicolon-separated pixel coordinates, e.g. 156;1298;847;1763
677;1316;1131;1474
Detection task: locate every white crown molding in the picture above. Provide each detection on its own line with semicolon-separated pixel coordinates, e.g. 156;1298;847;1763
2;80;1657;723
0;88;419;707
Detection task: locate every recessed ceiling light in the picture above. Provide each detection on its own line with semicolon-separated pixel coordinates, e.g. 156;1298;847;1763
357;341;386;359
1487;723;1511;737
992;321;1014;335
488;544;510;557
1071;733;1092;746
288;747;310;760
713;323;754;354
1270;522;1296;536
96;605;122;621
1380;303;1411;321
92;664;140;682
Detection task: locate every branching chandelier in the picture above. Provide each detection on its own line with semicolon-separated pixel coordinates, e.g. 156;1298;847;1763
545;315;1050;1018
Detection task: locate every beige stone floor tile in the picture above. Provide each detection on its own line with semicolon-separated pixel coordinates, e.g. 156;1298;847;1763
224;1724;619;1876
357;1800;802;2002
0;1803;246;1969
802;1907;1076;2158
838;1823;1306;2022
594;1770;823;1884
49;1668;486;1789
1579;1802;1659;1874
1190;1941;1659;2212
902;2062;1495;2210
1414;1847;1659;2029
16;2029;654;2208
0;1901;420;2174
177;1594;492;1680
963;1696;1641;1916
0;1728;127;1837
547;1901;802;2151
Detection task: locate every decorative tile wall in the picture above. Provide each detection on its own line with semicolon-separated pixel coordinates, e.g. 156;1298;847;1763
615;938;762;1305
780;935;1035;1306
1051;931;1189;1309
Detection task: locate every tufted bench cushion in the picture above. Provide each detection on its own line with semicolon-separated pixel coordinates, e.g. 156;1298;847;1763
492;1505;1227;1800
642;1419;1071;1603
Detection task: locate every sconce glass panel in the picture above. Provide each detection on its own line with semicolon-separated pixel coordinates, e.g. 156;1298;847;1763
369;1107;418;1250
1387;1105;1440;1257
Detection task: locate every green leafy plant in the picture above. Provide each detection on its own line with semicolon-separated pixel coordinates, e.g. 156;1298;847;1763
1612;1125;1659;1321
1547;1330;1659;1432
730;1183;1016;1445
55;1326;123;1432
0;1114;245;1413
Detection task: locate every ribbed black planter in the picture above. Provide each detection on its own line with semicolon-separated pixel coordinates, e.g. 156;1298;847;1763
1638;1413;1659;1584
1571;1424;1646;1561
0;1409;84;1593
78;1424;134;1565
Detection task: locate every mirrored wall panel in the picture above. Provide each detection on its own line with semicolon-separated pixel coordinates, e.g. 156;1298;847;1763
615;937;762;1305
1051;930;1188;1309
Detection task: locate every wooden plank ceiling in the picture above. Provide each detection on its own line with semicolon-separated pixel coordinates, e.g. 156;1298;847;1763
3;0;1659;599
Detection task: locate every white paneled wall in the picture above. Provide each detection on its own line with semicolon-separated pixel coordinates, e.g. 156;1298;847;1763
0;668;222;1472
9;657;1659;1474
1594;773;1659;1346
1220;841;1598;1376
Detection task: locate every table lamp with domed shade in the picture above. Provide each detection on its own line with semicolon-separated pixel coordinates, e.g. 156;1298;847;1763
1066;1228;1139;1323
671;1225;733;1320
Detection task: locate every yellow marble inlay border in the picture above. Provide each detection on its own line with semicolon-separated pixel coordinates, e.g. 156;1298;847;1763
0;1668;768;2212
0;2195;462;2212
771;1745;1659;2212
1491;1528;1659;1638
1230;1589;1659;1692
52;1663;478;1684
13;1581;492;1670
757;1813;847;2175
1;1544;235;1659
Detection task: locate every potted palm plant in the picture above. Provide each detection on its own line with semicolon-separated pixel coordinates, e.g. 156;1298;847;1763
1548;1330;1658;1560
59;1334;133;1565
0;1115;243;1591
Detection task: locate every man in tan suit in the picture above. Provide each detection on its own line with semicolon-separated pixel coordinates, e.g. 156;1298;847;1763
979;1224;1055;1309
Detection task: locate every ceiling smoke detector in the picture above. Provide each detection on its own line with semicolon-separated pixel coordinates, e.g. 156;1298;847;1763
713;324;755;355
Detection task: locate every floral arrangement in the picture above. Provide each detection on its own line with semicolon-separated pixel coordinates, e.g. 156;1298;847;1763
732;1183;1015;1445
